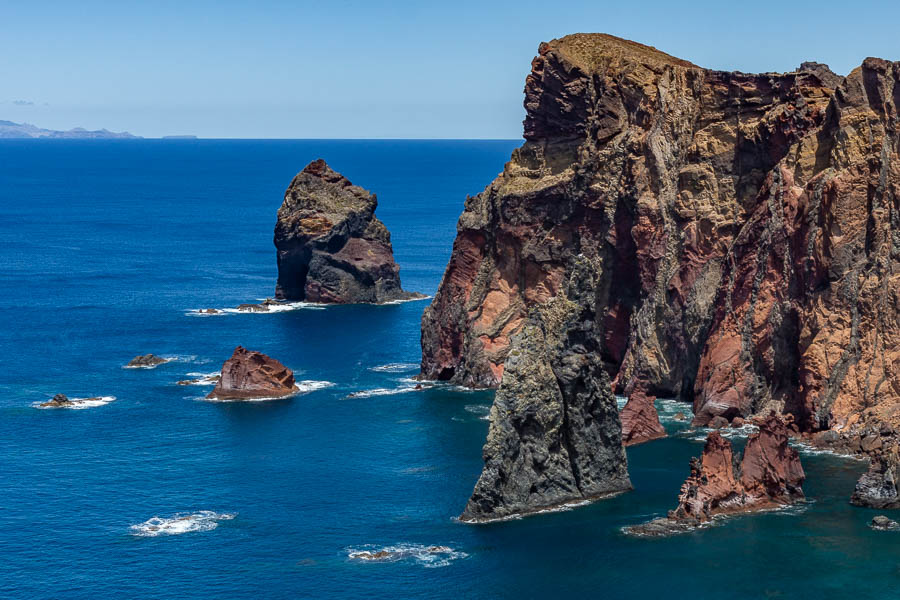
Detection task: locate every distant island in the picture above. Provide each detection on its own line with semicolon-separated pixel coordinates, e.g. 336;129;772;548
0;120;140;139
0;120;198;139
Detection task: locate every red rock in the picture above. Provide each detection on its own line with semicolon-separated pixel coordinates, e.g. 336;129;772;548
620;388;667;446
207;346;296;400
670;414;804;523
739;413;805;504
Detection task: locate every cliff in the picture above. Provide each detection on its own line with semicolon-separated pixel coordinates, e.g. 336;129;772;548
421;33;900;515
274;159;421;304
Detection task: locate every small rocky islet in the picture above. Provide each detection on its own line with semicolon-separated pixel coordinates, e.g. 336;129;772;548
273;159;425;304
206;346;297;401
124;354;172;369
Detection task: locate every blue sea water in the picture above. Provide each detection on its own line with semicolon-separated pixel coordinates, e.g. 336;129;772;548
0;139;897;600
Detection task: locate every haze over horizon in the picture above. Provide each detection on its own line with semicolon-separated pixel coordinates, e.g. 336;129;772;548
4;0;900;139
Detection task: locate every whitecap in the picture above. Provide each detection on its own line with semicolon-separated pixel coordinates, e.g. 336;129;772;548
185;301;327;317
296;380;336;393
369;363;420;373
347;386;420;399
346;543;467;568
464;404;491;421
129;511;236;537
377;295;433;305
34;396;116;410
177;372;221;386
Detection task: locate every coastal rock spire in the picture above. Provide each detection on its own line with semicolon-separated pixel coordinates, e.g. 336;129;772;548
627;414;805;534
460;259;632;522
274;159;421;304
421;32;900;510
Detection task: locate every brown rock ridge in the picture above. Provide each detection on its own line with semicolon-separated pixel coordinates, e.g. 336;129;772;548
420;32;900;506
627;414;805;534
207;346;296;400
620;387;667;446
274;159;422;304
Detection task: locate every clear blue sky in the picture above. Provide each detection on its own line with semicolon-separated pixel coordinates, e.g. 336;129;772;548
3;0;899;138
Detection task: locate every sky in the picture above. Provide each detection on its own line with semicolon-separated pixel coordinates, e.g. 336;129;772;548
2;0;900;139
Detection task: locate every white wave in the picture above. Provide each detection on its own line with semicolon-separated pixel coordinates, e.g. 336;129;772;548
296;380;336;393
129;511;236;537
679;423;759;442
178;372;221;386
369;362;419;373
347;386;420;399
377;295;433;305
34;396;116;410
346;543;467;568
185;301;326;317
790;440;866;460
464;404;491;421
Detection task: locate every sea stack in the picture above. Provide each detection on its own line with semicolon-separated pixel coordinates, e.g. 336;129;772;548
207;346;296;400
274;159;422;304
628;414;805;535
420;33;900;508
459;261;632;522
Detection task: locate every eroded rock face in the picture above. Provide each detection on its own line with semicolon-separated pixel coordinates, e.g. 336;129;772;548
851;445;900;509
620;388;667;446
207;346;296;400
628;414;804;534
420;32;900;506
459;260;632;522
274;159;420;304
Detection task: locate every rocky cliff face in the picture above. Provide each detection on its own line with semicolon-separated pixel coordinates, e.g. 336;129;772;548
274;160;420;304
420;33;900;510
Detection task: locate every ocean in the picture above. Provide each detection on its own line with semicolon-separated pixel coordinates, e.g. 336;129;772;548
0;139;896;599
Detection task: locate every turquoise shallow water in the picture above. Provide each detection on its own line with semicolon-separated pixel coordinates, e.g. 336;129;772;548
0;139;896;599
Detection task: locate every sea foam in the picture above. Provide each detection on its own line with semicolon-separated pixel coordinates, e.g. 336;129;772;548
34;396;116;410
368;362;419;373
129;511;236;537
346;543;467;568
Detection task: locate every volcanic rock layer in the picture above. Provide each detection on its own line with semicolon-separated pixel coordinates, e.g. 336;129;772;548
420;33;900;512
274;159;421;304
207;346;296;400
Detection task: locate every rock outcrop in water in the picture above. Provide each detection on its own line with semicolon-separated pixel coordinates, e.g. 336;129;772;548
459;260;632;522
39;394;75;408
620;387;667;446
207;346;296;400
420;32;900;509
851;446;900;509
274;159;421;304
125;354;171;368
627;414;805;534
